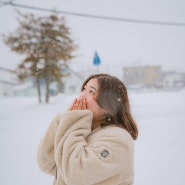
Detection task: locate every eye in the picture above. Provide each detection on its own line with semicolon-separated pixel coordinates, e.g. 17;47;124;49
89;90;95;94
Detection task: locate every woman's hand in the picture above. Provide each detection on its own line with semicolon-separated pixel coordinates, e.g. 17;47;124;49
68;97;87;111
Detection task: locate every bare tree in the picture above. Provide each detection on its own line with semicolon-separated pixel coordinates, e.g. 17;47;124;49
3;11;77;103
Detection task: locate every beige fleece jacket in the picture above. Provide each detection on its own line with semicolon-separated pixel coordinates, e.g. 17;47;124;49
37;110;134;185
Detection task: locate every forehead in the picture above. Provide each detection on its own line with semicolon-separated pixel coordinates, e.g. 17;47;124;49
86;78;99;88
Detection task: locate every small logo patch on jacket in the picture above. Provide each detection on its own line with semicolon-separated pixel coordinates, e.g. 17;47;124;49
101;149;109;158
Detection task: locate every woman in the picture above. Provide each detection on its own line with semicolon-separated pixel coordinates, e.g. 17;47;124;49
37;73;138;185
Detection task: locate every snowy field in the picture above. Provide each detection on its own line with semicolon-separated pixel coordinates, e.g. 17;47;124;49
0;89;185;185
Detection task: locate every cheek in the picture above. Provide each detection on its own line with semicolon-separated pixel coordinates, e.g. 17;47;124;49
86;97;104;112
86;97;105;119
86;96;97;108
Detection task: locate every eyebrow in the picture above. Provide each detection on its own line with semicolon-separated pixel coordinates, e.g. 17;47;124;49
90;86;97;91
85;84;97;91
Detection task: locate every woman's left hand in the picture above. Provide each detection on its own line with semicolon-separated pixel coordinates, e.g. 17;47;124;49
68;98;87;111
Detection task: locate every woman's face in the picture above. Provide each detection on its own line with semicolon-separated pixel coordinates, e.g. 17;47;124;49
80;78;106;121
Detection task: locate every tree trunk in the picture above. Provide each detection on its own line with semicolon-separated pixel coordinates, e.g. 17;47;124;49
36;77;42;103
45;75;50;103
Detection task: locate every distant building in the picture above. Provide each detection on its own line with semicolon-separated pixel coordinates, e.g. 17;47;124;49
14;80;41;96
0;63;89;97
61;65;98;95
162;71;185;88
62;68;84;95
123;65;162;88
0;67;17;96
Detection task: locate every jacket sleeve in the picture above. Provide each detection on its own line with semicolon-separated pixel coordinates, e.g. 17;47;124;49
37;113;62;176
54;110;128;185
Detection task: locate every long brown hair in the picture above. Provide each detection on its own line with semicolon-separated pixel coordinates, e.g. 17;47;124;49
81;73;138;140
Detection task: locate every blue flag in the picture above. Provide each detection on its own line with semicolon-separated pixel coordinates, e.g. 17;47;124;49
93;51;101;66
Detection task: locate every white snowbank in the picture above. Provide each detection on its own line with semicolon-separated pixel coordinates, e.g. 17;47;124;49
0;90;185;185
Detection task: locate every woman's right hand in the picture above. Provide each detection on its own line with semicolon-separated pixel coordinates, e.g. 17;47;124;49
68;97;87;111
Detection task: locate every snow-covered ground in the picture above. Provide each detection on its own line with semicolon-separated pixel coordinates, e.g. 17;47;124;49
0;89;185;185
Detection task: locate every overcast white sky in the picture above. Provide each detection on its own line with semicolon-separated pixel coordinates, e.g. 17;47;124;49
0;0;185;75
